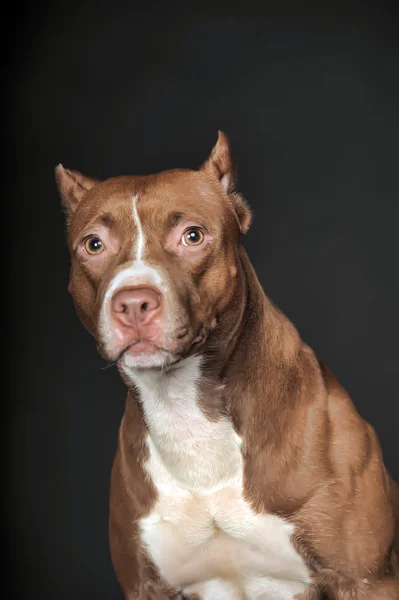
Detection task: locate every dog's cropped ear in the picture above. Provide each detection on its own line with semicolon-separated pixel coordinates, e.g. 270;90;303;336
202;131;252;234
55;164;98;222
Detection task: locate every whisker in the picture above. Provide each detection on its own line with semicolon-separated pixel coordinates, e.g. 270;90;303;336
101;360;118;370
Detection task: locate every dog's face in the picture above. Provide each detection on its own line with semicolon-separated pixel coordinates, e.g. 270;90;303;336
57;132;251;371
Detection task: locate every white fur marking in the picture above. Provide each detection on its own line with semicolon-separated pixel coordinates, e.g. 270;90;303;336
128;356;241;491
132;356;310;599
132;195;145;261
183;578;243;599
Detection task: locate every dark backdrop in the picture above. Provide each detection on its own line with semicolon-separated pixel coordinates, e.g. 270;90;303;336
6;2;399;598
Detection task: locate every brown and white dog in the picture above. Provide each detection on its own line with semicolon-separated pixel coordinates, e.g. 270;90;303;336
56;133;399;600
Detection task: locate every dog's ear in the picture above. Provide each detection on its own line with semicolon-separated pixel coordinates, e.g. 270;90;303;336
202;131;252;234
55;164;98;222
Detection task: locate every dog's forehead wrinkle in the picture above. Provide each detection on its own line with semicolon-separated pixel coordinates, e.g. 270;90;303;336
99;212;116;227
70;194;136;244
80;212;116;233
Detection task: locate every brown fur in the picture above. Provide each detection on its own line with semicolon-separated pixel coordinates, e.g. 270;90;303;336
56;132;399;599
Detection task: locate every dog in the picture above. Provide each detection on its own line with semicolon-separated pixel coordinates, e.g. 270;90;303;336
56;132;399;599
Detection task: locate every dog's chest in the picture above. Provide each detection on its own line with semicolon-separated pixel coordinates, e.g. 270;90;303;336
129;358;310;599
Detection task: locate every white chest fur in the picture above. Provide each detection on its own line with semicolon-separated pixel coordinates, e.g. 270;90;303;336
126;357;310;600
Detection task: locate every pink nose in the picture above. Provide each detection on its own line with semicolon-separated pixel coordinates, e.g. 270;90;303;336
111;287;161;328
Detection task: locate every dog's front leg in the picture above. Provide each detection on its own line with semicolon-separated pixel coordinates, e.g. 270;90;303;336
111;547;182;600
110;511;183;600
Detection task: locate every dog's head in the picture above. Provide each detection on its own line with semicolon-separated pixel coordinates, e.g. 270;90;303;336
56;132;251;372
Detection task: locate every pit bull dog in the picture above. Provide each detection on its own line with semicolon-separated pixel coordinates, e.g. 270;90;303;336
56;132;399;599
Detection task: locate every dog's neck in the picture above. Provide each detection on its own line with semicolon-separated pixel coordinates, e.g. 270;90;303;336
202;246;300;382
120;246;308;495
207;246;268;375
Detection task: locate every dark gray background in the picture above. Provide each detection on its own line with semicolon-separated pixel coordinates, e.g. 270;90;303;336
6;1;399;598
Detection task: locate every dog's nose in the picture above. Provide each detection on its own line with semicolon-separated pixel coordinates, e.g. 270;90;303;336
111;287;161;328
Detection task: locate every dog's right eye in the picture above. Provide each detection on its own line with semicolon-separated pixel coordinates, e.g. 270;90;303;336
182;228;205;247
84;236;105;255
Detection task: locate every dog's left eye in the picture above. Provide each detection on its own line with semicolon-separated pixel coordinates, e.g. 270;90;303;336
182;228;204;246
84;236;105;255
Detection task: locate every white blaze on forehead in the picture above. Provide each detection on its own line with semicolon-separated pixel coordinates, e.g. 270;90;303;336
132;195;145;261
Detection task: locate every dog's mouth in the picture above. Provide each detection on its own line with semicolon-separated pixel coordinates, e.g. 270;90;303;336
114;324;208;370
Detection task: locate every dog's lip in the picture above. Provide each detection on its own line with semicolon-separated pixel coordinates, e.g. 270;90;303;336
192;323;207;346
125;340;159;355
111;324;208;367
117;338;165;361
